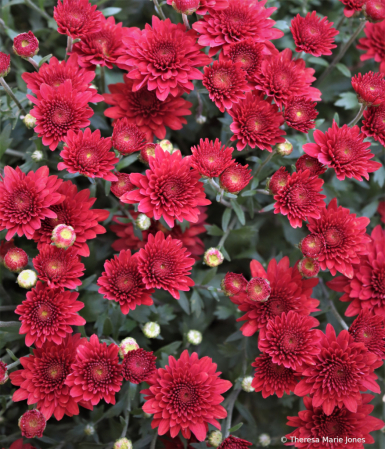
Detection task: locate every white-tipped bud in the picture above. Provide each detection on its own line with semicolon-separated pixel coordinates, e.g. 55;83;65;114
23;113;36;129
196;115;207;125
143;322;160;339
17;269;37;289
187;330;202;345
135;213;151;231
113;438;133;449
84;424;95;436
208;430;223;447
119;337;139;358
31;149;44;162
241;376;255;393
259;433;271;447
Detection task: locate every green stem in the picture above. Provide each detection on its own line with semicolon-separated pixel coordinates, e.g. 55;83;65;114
0;305;16;311
66;36;73;61
0;321;20;328
0;77;27;115
218;216;237;250
208;178;232;208
254;150;276;179
225;388;241;438
6;359;20;370
150;431;158;449
348;103;366;127
335;14;346;31
152;0;167;20
26;57;39;71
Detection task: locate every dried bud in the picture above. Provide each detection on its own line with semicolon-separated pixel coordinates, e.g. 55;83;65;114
246;277;271;302
143;322;160;338
4;247;28;273
17;269;38;289
259;433;271;447
187;330;202;345
158;139;174;153
119;337;139;358
113;438;133;449
241;376;255;392
276;139;293;156
204;247;224;267
0;360;8;385
84;424;95;436
18;410;46;438
0;52;11;77
52;224;76;249
23;113;37;129
136;213;151;231
169;0;200;15
299;234;324;258
31;149;44;162
298;257;320;278
208;430;223;447
13;31;39;58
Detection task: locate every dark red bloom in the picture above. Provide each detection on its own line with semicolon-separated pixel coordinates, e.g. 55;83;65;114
13;31;39;58
357;21;385;73
286;394;384;448
364;0;385;21
251;353;301;398
229;91;286;151
10;335;84;420
110;173;135;198
340;0;365;17
273;169;326;228
246;277;271;302
122;348;156;383
349;310;385;360
327;225;385;316
352;71;385;105
22;54;103;103
298;257;320;278
193;0;283;57
142;349;232;441
295;324;381;415
97;249;154;314
258;311;320;371
218;436;252;449
0;166;64;240
15;281;85;347
290;11;338;57
118;17;211;101
137;231;195;299
28;80;94;151
268;167;289;195
33;180;109;258
284;97;318;133
255;48;321;108
202;60;249;112
54;0;103;38
112;118;147;155
104;78;192;141
306;198;370;278
58;128;118;182
122;146;210;228
71;16;125;69
167;0;229;15
362;102;385;146
33;244;85;290
221;272;248;296
304;121;382;181
9;439;36;449
18;410;46;438
230;257;319;336
219;161;252;193
295;154;326;176
0;51;11;77
4;247;28;273
189;138;233;178
299;233;325;258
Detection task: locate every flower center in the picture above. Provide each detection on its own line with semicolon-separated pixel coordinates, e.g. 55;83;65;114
212;70;231;90
21;40;30;48
92;364;108;381
14;191;32;212
116;273;135;292
324;227;343;247
52;106;71;125
37;304;52;321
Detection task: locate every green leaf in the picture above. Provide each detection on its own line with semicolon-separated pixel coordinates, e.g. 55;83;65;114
116;154;138;171
190;289;203;317
38;54;52;66
0;123;13;160
274;20;289;31
104;180;111;196
259;202;275;213
373;163;385;188
101;7;122;16
333;112;340;126
336;63;351;77
335;92;359;110
222;208;232;232
308;56;329;67
228;422;243;433
178;291;190;315
6;348;18;361
78;274;97;291
154;341;182;357
241;189;257;197
231;200;245;225
201;267;217;285
206;224;224;236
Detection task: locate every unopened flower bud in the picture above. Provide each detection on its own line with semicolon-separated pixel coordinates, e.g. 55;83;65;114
113;438;133;449
221;272;248;296
13;31;39;58
247;277;271;302
17;269;37;289
84;424;95;436
170;0;200;15
31;149;44;162
187;330;202;345
139;143;158;164
0;361;8;385
52;224;76;249
4;247;28;273
259;433;271;447
204;248;224;267
363;0;385;22
143;322;160;338
18;409;46;438
159;139;174;153
208;430;223;447
276;140;293;156
241;376;255;392
119;337;139;358
0;52;11;77
267;167;289;195
23;113;36;129
196;114;207;124
136;213;151;231
298;257;320;278
299;234;324;259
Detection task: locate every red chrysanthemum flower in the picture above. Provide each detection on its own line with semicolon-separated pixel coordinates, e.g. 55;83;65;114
110;173;135;198
258;311;320;371
0;51;11;77
299;233;325;258
290;11;338;57
22;54;103;103
137;231;195;299
58;128;118;182
104;78;192;141
66;334;123;407
295;324;381;415
13;31;39;58
364;0;385;22
54;0;103;38
219;161;252;193
246;277;271;302
352;71;385;105
122;348;157;384
340;0;365;17
9;439;36;449
167;0;200;14
273;169;326;228
15;281;85;347
255;48;321;108
18;410;46;438
193;0;283;57
286;394;384;448
167;0;229;15
221;272;248;296
251;353;301;398
218;436;252;449
228;92;286;151
117;17;211;101
268;167;289;195
202;60;250;112
0;166;64;240
33;244;85;290
97;250;154;314
4;247;28;273
349;310;385;360
112;118;147;155
33;180;108;258
189;138;233;178
284;96;318;133
10;335;84;420
298;257;320;278
357;21;385;73
142;349;232;441
362;102;385;146
230;257;319;336
28;80;93;151
306;198;370;278
295;154;327;176
303;120;382;181
327;225;385;316
71;16;125;69
122;146;210;228
378;201;385;223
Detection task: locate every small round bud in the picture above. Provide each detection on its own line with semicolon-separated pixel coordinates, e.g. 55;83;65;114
219;162;252;194
113;438;133;449
84;424;95;436
13;31;39;58
363;0;385;22
203;248;224;267
298;257;320;278
299;234;324;259
267;167;289;195
18;409;46;438
0;52;11;78
259;433;271;447
52;224;76;249
247;277;271;302
136;213;151;231
208;430;223;447
196;114;207;124
139;143;158;164
23;113;37;129
241;376;255;393
4;247;28;273
221;272;248;296
170;0;200;15
119;337;139;358
187;330;202;345
0;360;8;385
17;269;38;289
31;149;44;162
276;140;293;156
143;322;160;339
111;172;135;198
158;139;174;153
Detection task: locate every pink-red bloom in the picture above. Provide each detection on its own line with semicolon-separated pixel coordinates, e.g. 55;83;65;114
122;348;157;383
112;118;147;155
299;233;325;259
352;71;385;105
189;138;233;178
221;272;248;296
18;410;46;438
364;0;385;21
284;96;318;133
4;247;28;273
295;154;326;176
15;281;85;347
110;173;135;198
268;167;289;195
340;0;365;17
357;21;385;73
0;51;10;77
168;0;229;15
246;277;271;302
13;31;39;58
142;350;232;441
349;310;385;360
218;436;252;449
9;439;36;449
362;102;385;146
0;166;64;240
219;161;252;193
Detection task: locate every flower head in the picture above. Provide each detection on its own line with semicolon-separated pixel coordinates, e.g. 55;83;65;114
268;167;289;195
298;257;320;278
189;138;233;178
364;0;385;21
112;118;147;155
221;272;248;297
13;31;39;58
219;161;252;193
299;233;325;258
295;154;326;176
340;0;365;17
97;250;154;315
357;21;385;73
362;103;385;146
17;270;38;289
143;322;161;338
246;277;271;302
15;281;85;347
18;410;46;438
218;436;252;449
122;348;156;384
349;310;385;360
204;248;224;267
111;173;135;198
52;224;76;249
187;330;203;345
352;71;385;105
4;247;28;273
195;0;229;15
119;337;139;358
142;350;232;441
0;52;11;77
167;0;200;14
284;96;318;133
0;360;8;385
